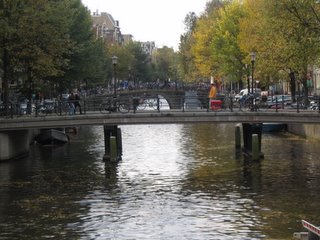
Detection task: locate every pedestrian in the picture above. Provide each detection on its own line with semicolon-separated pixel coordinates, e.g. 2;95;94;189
208;83;217;99
68;92;75;115
74;92;82;114
208;82;217;103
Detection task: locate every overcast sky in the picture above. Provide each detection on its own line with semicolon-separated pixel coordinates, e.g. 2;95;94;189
81;0;209;50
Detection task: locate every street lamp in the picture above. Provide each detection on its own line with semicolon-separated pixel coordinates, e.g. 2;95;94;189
250;51;256;111
250;51;256;94
112;55;118;96
255;80;259;93
244;64;250;94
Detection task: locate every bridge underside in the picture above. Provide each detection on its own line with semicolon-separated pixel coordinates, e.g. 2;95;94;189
117;89;186;109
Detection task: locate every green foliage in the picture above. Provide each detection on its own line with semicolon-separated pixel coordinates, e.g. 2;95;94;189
179;12;199;82
4;0;320;97
238;0;320;94
210;1;246;82
152;46;179;82
177;0;320;94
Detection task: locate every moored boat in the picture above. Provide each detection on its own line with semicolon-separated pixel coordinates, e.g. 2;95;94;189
35;128;69;145
262;123;287;133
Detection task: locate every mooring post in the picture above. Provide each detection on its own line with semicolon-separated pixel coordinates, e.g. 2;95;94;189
242;123;263;159
109;136;118;162
235;124;241;150
103;125;121;161
103;125;112;161
252;134;259;161
242;123;252;154
116;127;122;159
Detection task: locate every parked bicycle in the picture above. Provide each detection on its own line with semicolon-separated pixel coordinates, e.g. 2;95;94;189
232;94;268;112
137;97;162;110
100;96;130;114
7;101;48;117
31;103;49;117
14;101;48;117
52;101;70;116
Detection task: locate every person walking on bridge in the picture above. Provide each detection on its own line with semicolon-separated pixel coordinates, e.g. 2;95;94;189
208;83;217;108
74;92;82;114
208;83;217;99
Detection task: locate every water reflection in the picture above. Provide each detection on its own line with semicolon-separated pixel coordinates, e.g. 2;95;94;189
0;124;320;239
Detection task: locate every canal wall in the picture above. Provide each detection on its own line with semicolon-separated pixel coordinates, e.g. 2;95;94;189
288;124;320;140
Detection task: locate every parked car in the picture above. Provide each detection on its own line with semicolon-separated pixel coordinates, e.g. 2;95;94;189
235;88;261;102
267;95;292;109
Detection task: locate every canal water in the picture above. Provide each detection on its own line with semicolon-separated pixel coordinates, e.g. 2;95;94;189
0;124;320;239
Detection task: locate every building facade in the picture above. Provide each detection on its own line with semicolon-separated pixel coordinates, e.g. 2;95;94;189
89;10;157;58
91;10;123;44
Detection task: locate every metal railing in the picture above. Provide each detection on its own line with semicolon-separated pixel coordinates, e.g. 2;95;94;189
1;93;320;119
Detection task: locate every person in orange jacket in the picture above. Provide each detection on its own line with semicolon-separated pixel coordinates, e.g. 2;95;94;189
208;83;218;110
208;83;217;99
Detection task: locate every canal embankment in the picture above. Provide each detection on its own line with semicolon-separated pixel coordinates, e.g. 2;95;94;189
288;124;320;140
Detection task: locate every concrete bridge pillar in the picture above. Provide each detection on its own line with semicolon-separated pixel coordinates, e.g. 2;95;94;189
0;130;31;161
242;123;264;160
103;125;122;162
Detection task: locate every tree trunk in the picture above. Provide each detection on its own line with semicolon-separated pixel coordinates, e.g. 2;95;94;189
2;48;10;115
289;70;296;103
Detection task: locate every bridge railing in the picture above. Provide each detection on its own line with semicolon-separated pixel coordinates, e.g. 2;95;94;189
1;93;319;119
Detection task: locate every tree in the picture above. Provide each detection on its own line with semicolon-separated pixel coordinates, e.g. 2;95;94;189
126;42;150;84
179;12;198;82
180;0;226;83
63;0;107;90
239;0;320;101
0;0;23;107
0;0;74;100
152;46;179;84
209;1;247;88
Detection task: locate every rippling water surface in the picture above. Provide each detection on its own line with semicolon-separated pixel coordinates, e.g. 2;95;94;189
0;124;320;239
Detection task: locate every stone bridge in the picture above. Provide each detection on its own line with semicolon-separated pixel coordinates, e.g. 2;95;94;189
118;89;187;109
88;89;189;110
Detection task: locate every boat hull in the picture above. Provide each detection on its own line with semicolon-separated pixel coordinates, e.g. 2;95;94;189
262;123;287;133
35;129;69;145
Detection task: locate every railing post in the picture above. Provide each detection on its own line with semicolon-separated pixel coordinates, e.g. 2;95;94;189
282;95;284;109
10;102;13;119
132;96;137;113
318;96;320;114
297;96;300;113
157;96;160;112
35;100;38;117
182;96;185;112
276;97;278;113
59;100;62;116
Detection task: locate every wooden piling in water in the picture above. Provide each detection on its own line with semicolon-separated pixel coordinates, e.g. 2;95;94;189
235;124;241;150
103;125;121;162
110;136;118;162
252;134;259;161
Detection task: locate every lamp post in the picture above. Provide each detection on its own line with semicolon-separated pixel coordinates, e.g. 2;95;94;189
250;52;256;111
250;51;256;94
255;80;259;99
112;55;118;96
245;64;250;94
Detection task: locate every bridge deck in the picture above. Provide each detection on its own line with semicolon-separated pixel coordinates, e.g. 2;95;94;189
0;109;319;131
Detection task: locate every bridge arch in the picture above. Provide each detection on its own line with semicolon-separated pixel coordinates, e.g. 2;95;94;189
118;89;186;109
